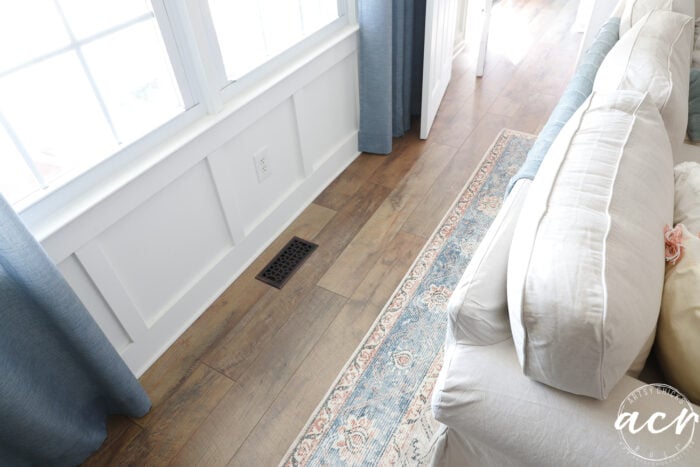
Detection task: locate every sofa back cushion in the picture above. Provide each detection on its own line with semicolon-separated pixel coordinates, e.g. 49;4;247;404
594;10;693;154
446;179;530;346
507;90;674;400
619;0;694;37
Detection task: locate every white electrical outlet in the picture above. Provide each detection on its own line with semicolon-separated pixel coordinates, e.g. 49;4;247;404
253;147;271;182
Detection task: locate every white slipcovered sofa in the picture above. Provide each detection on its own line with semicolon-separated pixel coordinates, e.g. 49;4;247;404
430;1;700;465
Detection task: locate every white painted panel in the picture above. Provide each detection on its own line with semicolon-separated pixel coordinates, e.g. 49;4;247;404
97;162;233;324
475;0;493;77
76;241;148;342
208;99;304;235
421;0;458;138
34;29;359;377
293;53;358;172
58;254;132;353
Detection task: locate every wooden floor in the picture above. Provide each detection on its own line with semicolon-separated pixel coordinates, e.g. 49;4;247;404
85;0;581;465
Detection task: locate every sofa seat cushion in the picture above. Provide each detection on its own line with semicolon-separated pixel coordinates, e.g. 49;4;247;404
446;179;530;346
507;90;674;400
431;340;700;466
593;10;693;154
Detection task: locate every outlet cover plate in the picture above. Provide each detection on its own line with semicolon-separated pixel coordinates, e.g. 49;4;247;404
253;147;271;182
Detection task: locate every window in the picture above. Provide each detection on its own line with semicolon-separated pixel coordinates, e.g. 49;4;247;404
0;0;189;206
208;0;339;81
0;0;345;209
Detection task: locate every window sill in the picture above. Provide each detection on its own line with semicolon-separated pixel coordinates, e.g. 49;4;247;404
20;22;359;244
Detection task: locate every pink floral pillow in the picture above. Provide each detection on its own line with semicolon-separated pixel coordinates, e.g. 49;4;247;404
658;223;700;404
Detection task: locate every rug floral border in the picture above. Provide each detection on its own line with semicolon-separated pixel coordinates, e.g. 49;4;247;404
283;129;533;466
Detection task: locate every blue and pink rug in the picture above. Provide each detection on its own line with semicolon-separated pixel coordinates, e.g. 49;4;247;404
283;129;535;466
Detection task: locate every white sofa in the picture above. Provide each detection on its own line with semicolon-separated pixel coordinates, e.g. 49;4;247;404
430;2;700;466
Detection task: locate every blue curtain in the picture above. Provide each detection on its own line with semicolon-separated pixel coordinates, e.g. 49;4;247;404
358;0;426;154
0;195;150;465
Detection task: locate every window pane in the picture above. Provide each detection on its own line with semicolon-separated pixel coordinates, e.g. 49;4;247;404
208;0;339;82
300;0;339;34
56;0;152;40
0;1;71;72
258;0;303;57
81;20;185;142
0;53;117;187
0;128;42;205
208;1;268;80
0;1;190;208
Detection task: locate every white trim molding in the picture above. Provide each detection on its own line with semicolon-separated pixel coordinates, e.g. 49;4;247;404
46;27;360;377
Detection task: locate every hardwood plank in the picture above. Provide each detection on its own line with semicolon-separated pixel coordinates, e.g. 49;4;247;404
494;0;578;102
474;58;518;97
228;231;426;467
538;0;579;45
430;113;476;150
319;142;455;297
489;94;522;117
314;153;386;211
367;130;430;190
507;92;560;134
171;287;348;467
115;364;233;465
442;55;485;102
82;416;142;467
202;181;391;381
85;2;582;464
430;89;498;148
137;202;336;408
312;183;395;264
402;112;511;238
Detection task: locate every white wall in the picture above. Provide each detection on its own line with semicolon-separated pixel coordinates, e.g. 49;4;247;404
37;30;359;377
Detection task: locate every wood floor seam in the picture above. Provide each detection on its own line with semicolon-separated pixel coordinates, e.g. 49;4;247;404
83;1;583;463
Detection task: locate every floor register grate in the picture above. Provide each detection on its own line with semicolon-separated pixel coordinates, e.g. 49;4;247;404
256;236;318;289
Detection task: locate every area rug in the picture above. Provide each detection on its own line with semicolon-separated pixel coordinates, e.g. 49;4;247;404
282;129;535;466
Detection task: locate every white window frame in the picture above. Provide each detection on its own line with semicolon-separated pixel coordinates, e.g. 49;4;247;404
7;0;207;213
219;14;352;103
15;0;356;237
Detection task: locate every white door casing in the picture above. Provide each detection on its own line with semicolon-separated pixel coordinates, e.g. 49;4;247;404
475;0;493;77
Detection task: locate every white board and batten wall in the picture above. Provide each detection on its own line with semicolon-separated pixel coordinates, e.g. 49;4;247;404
29;27;360;377
24;0;469;377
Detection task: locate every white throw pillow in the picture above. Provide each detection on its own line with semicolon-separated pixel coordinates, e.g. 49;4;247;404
674;162;700;233
446;179;530;346
619;0;694;36
594;10;693;154
507;90;674;400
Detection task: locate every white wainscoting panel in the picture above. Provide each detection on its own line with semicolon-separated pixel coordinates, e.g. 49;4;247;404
208;99;305;236
293;53;358;173
42;29;360;376
58;255;132;353
96;161;234;325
